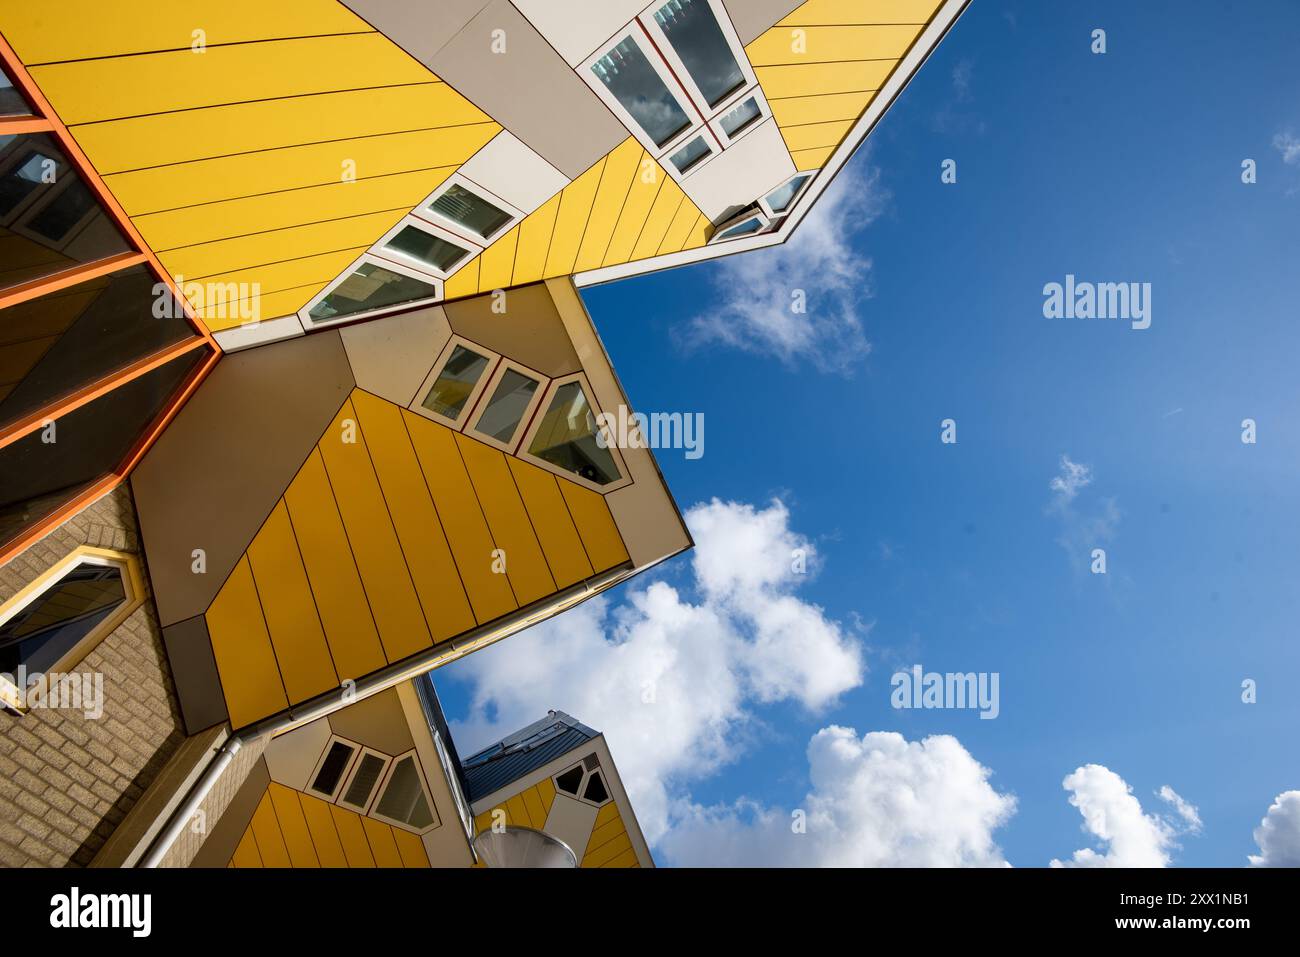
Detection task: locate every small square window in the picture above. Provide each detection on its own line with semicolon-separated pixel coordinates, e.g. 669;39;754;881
372;754;438;832
718;96;761;138
759;171;816;218
301;255;443;327
710;211;768;243
468;361;546;451
338;749;390;813
522;377;623;488
372;216;477;280
428;183;512;242
422;344;493;422
668;134;713;175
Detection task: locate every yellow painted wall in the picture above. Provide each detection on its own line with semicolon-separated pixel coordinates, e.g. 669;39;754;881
229;781;430;868
205;388;629;729
472;777;640;868
747;0;944;170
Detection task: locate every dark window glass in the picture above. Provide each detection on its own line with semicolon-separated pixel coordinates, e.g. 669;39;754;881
311;741;356;795
343;753;386;807
429;184;512;241
383;224;470;274
423;345;490;421
0;265;197;431
307;261;439;323
555;765;584;795
374;756;435;829
592;37;691;148
0;63;33;117
0;346;209;551
669;134;712;174
654;0;745;109
474;368;538;443
527;381;622;486
582;770;609;804
0;134;131;290
0;562;126;675
718;96;761;139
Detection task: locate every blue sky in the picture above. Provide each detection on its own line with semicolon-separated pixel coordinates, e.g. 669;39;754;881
436;0;1300;867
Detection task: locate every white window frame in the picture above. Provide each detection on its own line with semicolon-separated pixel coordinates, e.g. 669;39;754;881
707;86;773;148
370;213;481;281
708;208;770;244
638;0;759;121
336;746;392;814
661;129;719;183
516;371;632;494
297;253;444;330
551;756;612;809
581;23;706;163
413;171;525;248
758;169;818;220
306;734;361;802
369;750;441;835
408;334;501;430
465;356;549;454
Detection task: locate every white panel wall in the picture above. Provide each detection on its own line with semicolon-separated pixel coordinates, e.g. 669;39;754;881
680;118;797;221
512;0;648;65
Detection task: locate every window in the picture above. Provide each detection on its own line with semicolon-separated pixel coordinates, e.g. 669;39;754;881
521;375;624;488
300;255;443;327
591;34;695;149
555;764;584;796
0;63;32;117
649;0;747;110
759;170;816;218
372;753;438;832
419;340;494;424
309;738;359;800
420;176;522;245
668;134;713;175
338;748;390;812
551;757;612;808
467;359;546;452
709;209;769;243
373;215;475;279
0;547;144;713
709;91;770;144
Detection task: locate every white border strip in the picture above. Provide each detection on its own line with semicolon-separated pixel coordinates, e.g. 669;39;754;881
570;0;972;289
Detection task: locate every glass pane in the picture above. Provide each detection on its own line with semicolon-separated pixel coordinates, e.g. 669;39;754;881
592;37;691;148
422;345;490;420
307;261;439;322
374;756;434;829
429;183;511;241
0;63;33;117
669;134;711;174
765;173;812;214
0;134;132;290
474;368;538;443
383;224;470;274
0;265;197;431
0;562;126;676
311;741;355;795
527;381;621;486
343;753;386;807
582;770;609;804
654;0;745;109
717;215;764;240
0;347;209;552
718;95;761;138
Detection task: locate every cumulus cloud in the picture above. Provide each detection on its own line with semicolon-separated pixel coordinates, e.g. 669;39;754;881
1274;131;1300;166
659;727;1017;867
446;499;864;842
1049;454;1093;506
1050;765;1198;867
682;162;884;373
1248;790;1300;866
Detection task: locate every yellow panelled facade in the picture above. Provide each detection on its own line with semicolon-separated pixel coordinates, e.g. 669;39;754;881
0;0;500;331
471;778;640;868
229;782;430;868
582;802;639;869
748;0;944;170
205;388;630;729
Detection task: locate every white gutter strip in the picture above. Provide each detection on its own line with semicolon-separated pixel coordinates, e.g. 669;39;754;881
139;738;241;869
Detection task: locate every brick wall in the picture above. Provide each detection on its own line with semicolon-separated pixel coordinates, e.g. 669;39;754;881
0;486;185;867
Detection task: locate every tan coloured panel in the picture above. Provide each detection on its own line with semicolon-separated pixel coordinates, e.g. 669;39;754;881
340;306;452;407
443;283;581;378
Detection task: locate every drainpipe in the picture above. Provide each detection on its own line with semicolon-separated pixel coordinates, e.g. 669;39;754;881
139;737;242;868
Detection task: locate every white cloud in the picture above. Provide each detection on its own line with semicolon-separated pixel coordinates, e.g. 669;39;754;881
446;499;864;843
1248;790;1300;866
1157;785;1202;833
1049;454;1092;506
682;163;884;373
1050;765;1197;867
659;727;1016;867
1274;131;1300;166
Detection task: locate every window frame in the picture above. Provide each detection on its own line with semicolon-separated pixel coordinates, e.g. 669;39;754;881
336;746;393;814
306;734;362;802
408;334;502;430
0;545;144;714
0;138;73;226
581;23;707;162
9;169;102;252
369;749;441;835
707;87;773;147
551;756;613;809
465;356;549;454
370;213;481;281
297;253;445;330
516;371;632;494
414;172;525;248
637;0;759;121
758;169;818;219
707;208;771;244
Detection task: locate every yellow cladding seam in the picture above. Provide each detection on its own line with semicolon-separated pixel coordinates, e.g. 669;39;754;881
559;483;630;573
230;828;261;868
269;783;321;868
205;557;288;730
632;178;687;261
776;0;941;26
768;90;875;128
191;248;366;312
792;146;836;171
781;119;856;153
476;225;519;293
0;0;372;63
506;457;594;590
249;792;291;868
544;158;606;277
573;138;644;272
299;792;348;867
603;152;665;267
329;803;376;868
443;255;481;301
361;817;404;867
511;192;562;285
746;24;924;66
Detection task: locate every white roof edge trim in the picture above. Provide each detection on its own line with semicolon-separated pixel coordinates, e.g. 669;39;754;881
571;0;972;289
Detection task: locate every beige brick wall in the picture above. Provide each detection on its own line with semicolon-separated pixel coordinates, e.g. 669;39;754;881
0;485;184;867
